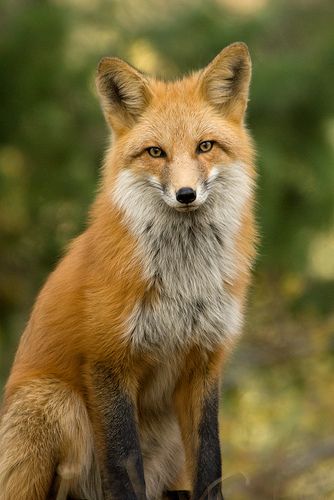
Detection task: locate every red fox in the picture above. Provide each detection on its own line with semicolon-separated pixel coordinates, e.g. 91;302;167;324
0;42;256;499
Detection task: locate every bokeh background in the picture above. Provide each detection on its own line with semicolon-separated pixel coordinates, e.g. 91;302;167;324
1;0;334;497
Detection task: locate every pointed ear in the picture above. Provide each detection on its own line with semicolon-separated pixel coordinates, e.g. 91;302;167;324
96;57;151;132
200;42;252;123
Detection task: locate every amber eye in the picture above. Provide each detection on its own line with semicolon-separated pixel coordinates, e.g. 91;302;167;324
198;141;214;153
147;147;165;158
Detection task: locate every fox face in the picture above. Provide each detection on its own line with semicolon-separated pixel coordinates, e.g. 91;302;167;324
96;43;254;218
94;44;256;352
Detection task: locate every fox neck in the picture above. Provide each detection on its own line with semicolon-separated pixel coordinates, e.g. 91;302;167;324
88;161;254;352
106;162;252;351
110;161;252;289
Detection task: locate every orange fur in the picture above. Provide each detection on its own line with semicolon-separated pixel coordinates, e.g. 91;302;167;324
0;42;256;499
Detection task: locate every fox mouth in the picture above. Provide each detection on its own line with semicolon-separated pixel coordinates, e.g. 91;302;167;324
174;204;199;212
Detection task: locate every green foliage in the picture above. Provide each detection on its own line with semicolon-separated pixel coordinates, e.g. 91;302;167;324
0;0;104;377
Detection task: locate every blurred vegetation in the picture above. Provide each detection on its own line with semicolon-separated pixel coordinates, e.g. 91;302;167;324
1;0;334;497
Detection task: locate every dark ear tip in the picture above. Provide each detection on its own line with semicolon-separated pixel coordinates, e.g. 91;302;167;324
224;42;251;62
97;57;111;75
97;57;124;75
230;41;249;51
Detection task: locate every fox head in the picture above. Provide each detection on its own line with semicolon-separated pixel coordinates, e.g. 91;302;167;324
96;43;254;219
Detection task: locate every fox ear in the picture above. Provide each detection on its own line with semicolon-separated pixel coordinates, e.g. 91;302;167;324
96;57;151;132
200;42;252;123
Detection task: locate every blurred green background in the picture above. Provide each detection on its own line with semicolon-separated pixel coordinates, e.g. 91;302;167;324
1;0;334;497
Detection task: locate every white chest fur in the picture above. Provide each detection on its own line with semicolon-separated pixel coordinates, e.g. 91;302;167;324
112;163;253;353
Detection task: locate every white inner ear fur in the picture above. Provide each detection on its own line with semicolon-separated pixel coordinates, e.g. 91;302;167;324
200;44;251;121
96;58;151;129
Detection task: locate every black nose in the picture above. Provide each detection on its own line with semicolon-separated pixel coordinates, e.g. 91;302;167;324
176;187;196;204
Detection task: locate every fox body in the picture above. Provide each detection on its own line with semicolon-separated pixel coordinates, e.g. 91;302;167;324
0;43;256;499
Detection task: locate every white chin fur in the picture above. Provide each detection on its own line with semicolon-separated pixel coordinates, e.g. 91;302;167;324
173;205;199;212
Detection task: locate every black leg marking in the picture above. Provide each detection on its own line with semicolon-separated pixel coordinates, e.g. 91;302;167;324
92;363;146;500
193;384;223;500
163;491;191;499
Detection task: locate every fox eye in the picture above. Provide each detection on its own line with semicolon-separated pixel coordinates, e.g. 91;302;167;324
147;147;166;158
198;141;214;153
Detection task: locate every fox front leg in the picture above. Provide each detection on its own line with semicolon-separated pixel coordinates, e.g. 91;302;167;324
163;491;191;499
174;349;224;500
193;385;223;500
89;362;147;500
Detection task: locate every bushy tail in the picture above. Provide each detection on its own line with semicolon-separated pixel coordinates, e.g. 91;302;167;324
0;378;102;500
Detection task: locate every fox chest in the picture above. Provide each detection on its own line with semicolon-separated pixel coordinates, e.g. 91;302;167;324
128;216;242;352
